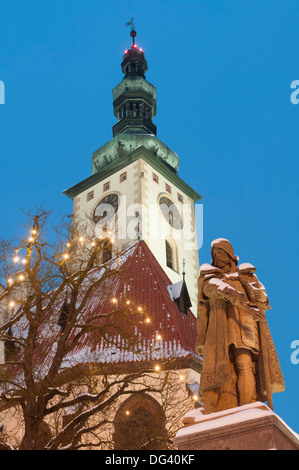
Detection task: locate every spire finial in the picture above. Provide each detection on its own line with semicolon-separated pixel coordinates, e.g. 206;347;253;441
182;259;186;281
125;18;137;47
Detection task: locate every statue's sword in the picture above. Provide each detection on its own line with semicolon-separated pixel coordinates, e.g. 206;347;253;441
247;303;273;410
259;312;274;411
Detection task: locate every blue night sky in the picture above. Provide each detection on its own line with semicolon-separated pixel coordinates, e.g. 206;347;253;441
0;1;298;433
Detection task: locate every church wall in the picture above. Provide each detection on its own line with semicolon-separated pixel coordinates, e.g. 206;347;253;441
0;367;200;449
136;158;199;314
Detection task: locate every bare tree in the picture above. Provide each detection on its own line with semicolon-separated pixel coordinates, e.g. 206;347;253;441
0;209;196;450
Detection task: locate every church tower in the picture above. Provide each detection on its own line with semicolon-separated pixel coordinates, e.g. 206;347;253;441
64;28;201;312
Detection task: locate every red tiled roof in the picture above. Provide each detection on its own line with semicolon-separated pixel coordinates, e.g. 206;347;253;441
62;241;201;367
9;242;201;378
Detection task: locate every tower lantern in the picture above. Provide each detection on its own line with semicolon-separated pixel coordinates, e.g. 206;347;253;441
112;27;156;137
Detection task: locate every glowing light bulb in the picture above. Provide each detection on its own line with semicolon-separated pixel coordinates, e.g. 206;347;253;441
13;257;20;263
112;298;117;304
31;229;37;235
79;237;84;243
154;365;160;372
63;253;69;260
145;318;151;323
139;48;143;52
7;278;13;285
193;395;198;401
179;375;184;381
18;274;25;281
125;50;128;54
157;334;162;341
21;259;27;265
126;300;130;305
9;301;15;308
28;237;34;243
138;307;142;312
125;410;130;416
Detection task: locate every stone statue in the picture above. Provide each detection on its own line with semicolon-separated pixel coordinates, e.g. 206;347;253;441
196;238;285;414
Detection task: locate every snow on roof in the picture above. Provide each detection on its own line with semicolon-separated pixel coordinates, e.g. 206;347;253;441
9;242;201;378
67;241;201;366
167;280;184;301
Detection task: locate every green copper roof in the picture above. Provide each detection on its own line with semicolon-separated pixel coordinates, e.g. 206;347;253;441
91;134;180;175
64;145;201;203
113;77;156;104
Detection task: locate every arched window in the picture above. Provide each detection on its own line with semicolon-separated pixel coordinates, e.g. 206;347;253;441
166;240;173;270
113;394;167;450
165;238;178;273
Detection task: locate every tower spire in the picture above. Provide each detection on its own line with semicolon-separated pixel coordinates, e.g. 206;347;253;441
112;24;157;137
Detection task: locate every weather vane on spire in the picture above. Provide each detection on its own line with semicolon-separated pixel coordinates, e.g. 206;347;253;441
124;18;137;47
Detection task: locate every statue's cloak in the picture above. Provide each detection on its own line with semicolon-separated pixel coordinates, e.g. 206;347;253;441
196;263;285;401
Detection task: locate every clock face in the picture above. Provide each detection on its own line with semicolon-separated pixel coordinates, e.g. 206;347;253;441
93;193;119;225
159;196;183;229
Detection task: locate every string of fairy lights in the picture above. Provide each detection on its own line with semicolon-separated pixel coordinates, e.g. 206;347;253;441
4;226;200;409
110;295;199;412
6;228;115;288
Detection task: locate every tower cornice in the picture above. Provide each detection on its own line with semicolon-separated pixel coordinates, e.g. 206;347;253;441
63;145;202;203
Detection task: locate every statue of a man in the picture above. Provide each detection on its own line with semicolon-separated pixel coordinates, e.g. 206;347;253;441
196;238;285;414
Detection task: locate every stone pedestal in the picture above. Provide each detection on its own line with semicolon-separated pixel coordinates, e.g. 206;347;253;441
173;402;299;450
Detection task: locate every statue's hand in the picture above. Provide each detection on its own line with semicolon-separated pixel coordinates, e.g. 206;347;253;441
224;289;265;321
231;291;247;308
245;302;265;321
